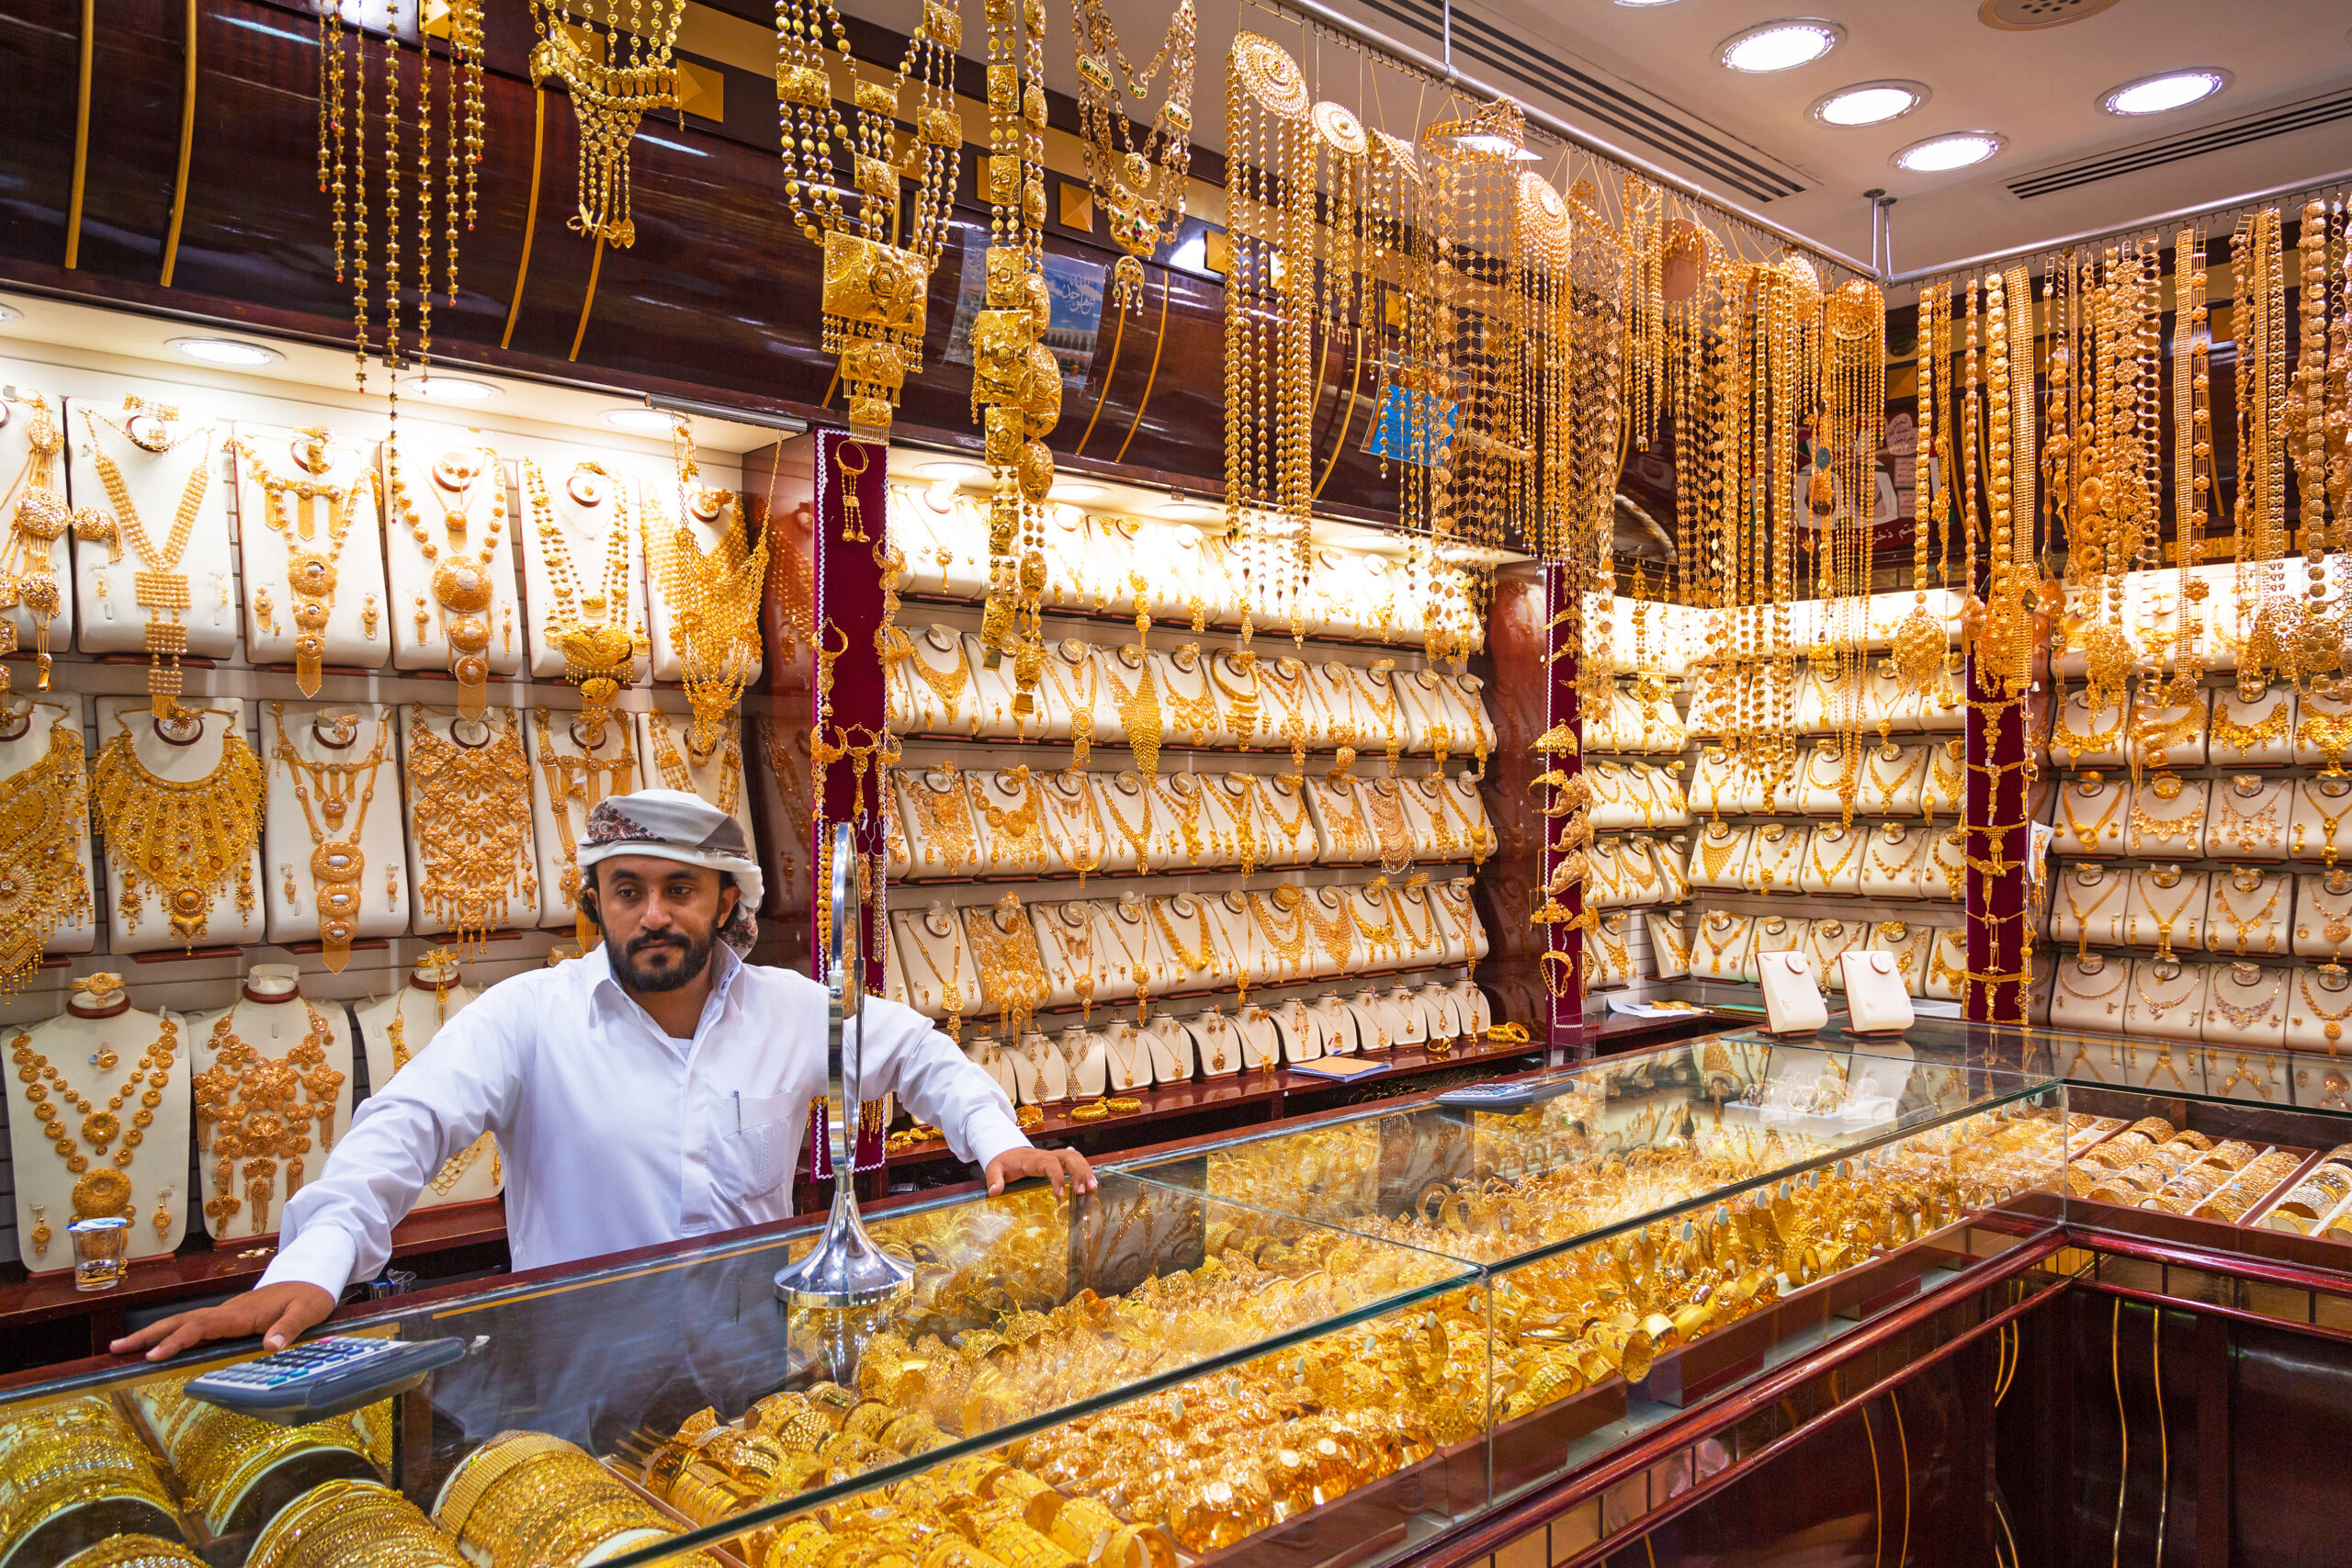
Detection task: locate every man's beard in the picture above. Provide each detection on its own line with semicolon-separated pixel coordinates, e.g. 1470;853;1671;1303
609;924;715;993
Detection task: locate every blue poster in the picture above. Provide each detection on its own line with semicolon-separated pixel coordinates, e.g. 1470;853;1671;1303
1366;383;1458;468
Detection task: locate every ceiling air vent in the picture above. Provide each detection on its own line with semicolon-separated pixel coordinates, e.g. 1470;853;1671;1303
2007;87;2352;198
1979;0;2123;30
1355;0;1812;203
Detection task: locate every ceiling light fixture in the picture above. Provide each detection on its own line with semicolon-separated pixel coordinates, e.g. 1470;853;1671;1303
0;301;20;324
1051;479;1106;502
918;459;991;484
1892;130;2006;172
409;376;499;402
603;406;689;434
1810;80;1928;126
1611;0;1682;6
1159;498;1224;524
168;336;283;367
1718;18;1843;73
2099;67;2230;117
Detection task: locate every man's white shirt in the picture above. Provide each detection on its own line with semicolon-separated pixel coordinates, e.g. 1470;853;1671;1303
259;944;1028;1299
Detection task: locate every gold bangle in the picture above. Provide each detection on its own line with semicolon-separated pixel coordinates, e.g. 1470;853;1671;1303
1067;1100;1111;1122
1105;1097;1143;1115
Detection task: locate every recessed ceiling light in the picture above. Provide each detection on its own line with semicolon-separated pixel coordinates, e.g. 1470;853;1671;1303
168;336;282;367
602;406;687;434
1893;130;2006;172
410;376;498;402
2099;67;2230;117
1811;80;1928;126
0;301;20;324
1719;18;1843;73
1159;498;1224;524
1051;479;1106;502
1612;0;1682;6
918;459;990;484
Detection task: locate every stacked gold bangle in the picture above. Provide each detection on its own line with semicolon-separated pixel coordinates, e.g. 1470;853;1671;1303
56;1537;209;1568
247;1479;463;1568
0;1396;185;1560
436;1429;712;1567
153;1392;376;1534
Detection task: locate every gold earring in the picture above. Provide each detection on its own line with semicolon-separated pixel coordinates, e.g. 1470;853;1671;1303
30;1204;50;1258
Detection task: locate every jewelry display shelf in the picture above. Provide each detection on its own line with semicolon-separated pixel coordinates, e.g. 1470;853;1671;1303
0;1201;509;1369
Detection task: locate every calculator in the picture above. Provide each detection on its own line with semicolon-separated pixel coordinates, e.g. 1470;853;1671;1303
185;1335;469;1424
1434;1078;1582;1115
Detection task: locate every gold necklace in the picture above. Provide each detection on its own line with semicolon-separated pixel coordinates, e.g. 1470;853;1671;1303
964;904;1049;1036
900;919;967;1040
1204;776;1261;875
531;706;637;936
2211;879;2282;956
2211;698;2289;756
1258;657;1318;775
903;633;972;730
270;704;390;973
1808;829;1860;886
645;710;743;817
383;1007;501;1197
1412;777;1460;859
2057;965;2129;1004
235;429;364;698
2207;972;2282;1031
1698;826;1742;882
1100;907;1156;1019
2128;778;2203;849
2058;784;2123;848
907;768;978;872
2132;973;2197;1023
0;391;68;688
2298;783;2352;866
1302;887;1355;968
2135;877;2200;959
1210;650;1261;750
971;769;1046;869
92;715;265;944
1390;883;1439;950
1348;886;1400;964
2052;694;2124;756
1363;780;1415;873
1360;664;1403;772
1042;642;1098;770
406;710;537;953
192;1002;343;1236
0;711;91;992
1161;647;1221;747
1038;908;1098;1021
1152;899;1222;980
1098;777;1156;874
1038;777;1104;885
1699;917;1745;973
2298;976;2352;1045
1317;776;1374;858
642;478;767;759
2211;783;2281;853
11;1015;177;1224
386;443;507;719
1255;776;1316;852
525;459;642;740
1102;648;1163;780
1249;889;1311;977
81;408;215;718
1864;746;1925;805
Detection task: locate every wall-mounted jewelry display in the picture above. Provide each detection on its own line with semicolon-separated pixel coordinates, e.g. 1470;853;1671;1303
0;388;75;686
5;973;189;1271
264;701;406;969
93;698;266;954
0;696;96;986
382;429;522;716
401;705;540;951
188;964;353;1243
349;951;503;1211
231;423;389;695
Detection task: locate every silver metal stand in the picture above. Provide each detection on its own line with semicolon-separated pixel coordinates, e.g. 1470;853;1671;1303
774;822;914;1308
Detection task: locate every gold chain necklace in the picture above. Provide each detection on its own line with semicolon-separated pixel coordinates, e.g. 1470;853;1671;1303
92;715;264;944
1317;776;1373;858
902;921;967;1041
1348;886;1400;964
907;768;978;872
1152;898;1222;980
1100;907;1156;1019
525;459;642;740
270;704;390;972
1699;827;1743;882
2057;965;2129;1004
645;710;743;817
642;483;767;760
2211;784;2280;853
903;633;972;730
1412;777;1460;859
1363;780;1415;873
2052;694;2125;755
2298;783;2352;865
81;408;215;718
2211;698;2289;756
971;769;1046;869
2211;880;2282;956
0;711;91;992
383;1007;501;1197
1042;642;1097;770
531;705;637;935
1808;829;1861;886
1248;889;1310;976
1161;647;1221;746
1210;650;1261;750
2132;973;2198;1022
1154;773;1208;865
1038;907;1098;1021
1699;917;1745;973
1102;648;1163;780
964;904;1049;1037
386;443;507;719
2298;976;2352;1045
11;1014;177;1224
2208;972;2283;1031
1038;777;1104;885
406;710;537;953
1302;887;1355;968
1204;776;1260;874
2059;784;2123;848
1258;657;1318;775
235;429;363;698
1255;776;1315;852
1098;777;1156;873
193;1002;343;1236
2136;877;2201;959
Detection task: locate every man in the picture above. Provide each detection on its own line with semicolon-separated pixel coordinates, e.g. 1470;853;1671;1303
118;789;1092;1361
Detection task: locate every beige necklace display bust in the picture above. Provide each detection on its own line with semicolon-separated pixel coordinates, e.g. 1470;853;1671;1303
232;421;390;686
2129;686;2211;773
96;698;267;954
2049;953;2131;1039
351;953;503;1210
2050;684;2128;770
2127;772;2208;859
6;974;191;1273
1858;822;1930;901
1094;1019;1152;1092
1693;911;1756;982
1035;770;1111;880
2290;775;2352;867
517;456;648;685
1060;1026;1109;1099
2283;961;2352;1054
1035;638;1104;752
525;703;641;933
1688;820;1753;892
2125;863;2207;954
1101;892;1172;1015
961;1034;1017;1102
889;624;978;737
0;696;97;968
2199;960;2290;1051
265;701;408;964
968;766;1049;877
401;706;542;944
1010;1032;1069;1107
1648;909;1693;979
1145;1014;1198;1081
1801;821;1866;895
1029;897;1109;1016
2121;955;2208;1043
1925;927;1968;1002
189;964;354;1243
890;902;977;1035
1922;828;1968;903
2204;866;2290;958
1858;743;1928;818
1918;739;1964;821
2210;681;2296;767
1743;822;1805;896
2052;862;2130;953
382;431;521;690
2293;868;2352;962
70;394;236;665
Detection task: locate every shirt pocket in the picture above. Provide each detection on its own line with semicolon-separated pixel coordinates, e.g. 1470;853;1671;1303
710;1092;803;1203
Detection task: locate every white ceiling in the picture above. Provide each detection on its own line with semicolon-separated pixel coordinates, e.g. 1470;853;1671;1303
974;0;2352;280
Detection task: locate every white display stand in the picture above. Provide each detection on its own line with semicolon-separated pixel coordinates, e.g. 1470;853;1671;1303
0;387;77;675
1757;950;1827;1035
350;954;504;1211
1095;1021;1153;1090
401;706;542;942
0;697;98;963
1838;950;1916;1035
230;421;390;682
187;966;356;1244
95;698;268;954
381;427;525;682
262;702;410;962
5;981;191;1273
68;393;238;661
524;702;641;935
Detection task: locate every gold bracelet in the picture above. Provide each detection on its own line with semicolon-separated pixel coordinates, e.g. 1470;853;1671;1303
1067;1100;1111;1122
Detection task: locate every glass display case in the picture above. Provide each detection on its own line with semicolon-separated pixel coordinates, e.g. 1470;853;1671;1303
0;1034;2064;1568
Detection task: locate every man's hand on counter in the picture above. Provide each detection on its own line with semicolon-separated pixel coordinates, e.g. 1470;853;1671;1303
109;1282;341;1361
986;1145;1098;1197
